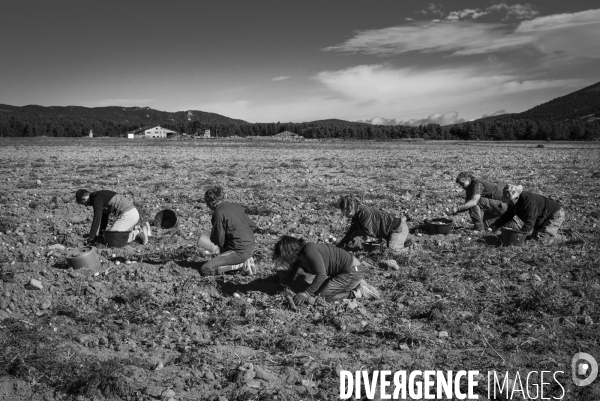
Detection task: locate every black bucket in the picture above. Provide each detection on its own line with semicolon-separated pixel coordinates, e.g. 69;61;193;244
67;246;102;269
427;218;453;235
154;209;178;229
500;227;527;247
102;230;130;248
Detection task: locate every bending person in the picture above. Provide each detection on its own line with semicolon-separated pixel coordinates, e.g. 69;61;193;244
452;172;521;232
273;235;378;305
75;189;150;245
336;195;409;252
490;185;585;245
197;186;257;276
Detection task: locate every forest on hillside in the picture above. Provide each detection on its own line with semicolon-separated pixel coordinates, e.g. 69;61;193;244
0;111;599;141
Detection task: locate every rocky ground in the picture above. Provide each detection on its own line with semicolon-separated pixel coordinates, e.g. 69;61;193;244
0;138;599;401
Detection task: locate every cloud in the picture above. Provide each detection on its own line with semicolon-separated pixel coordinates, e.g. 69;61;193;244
357;116;399;125
419;3;444;16
403;111;466;126
359;112;465;126
488;3;539;21
314;64;578;103
312;64;584;121
323;22;532;56
272;76;291;81
444;3;538;22
446;9;488;22
323;9;600;58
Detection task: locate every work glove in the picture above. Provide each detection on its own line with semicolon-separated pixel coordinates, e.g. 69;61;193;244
293;292;310;306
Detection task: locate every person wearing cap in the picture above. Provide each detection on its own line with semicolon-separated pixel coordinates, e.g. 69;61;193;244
451;172;521;232
197;186;257;276
489;185;584;245
75;189;151;245
273;235;379;305
336;195;409;252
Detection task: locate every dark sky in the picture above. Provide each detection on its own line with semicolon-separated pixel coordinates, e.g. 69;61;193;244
1;0;598;124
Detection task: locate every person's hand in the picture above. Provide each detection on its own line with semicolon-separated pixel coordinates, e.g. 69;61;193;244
451;206;459;215
293;292;310;306
486;227;493;232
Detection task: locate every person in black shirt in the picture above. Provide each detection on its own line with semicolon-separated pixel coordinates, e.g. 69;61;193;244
452;172;520;232
337;195;409;252
75;189;150;245
490;185;585;245
197;186;257;276
273;236;378;305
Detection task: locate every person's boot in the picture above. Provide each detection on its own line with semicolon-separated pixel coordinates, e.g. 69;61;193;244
240;257;257;276
356;279;380;300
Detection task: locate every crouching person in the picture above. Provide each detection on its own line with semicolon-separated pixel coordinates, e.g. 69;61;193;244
452;172;521;232
198;186;257;276
75;189;151;245
273;235;378;305
336;195;409;252
490;185;585;245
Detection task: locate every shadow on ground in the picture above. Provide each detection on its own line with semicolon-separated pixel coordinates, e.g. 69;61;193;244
215;274;311;296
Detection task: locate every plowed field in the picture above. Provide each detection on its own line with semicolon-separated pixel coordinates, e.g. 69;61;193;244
1;138;599;401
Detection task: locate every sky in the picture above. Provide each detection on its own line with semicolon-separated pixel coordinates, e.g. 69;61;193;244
1;0;599;125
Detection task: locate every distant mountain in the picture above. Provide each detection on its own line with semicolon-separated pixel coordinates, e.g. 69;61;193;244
306;119;370;126
445;81;600;141
473;81;600;124
0;104;249;125
516;81;600;122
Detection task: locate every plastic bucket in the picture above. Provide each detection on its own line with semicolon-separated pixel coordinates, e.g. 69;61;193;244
154;209;178;229
103;230;130;248
67;246;101;270
501;227;527;247
427;218;453;235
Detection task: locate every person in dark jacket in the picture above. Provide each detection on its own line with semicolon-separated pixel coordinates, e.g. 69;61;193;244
75;189;150;245
336;195;409;252
197;186;257;276
273;235;379;305
490;185;585;245
452;172;521;232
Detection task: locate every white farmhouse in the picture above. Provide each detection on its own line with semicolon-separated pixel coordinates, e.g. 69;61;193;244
274;131;302;140
144;126;177;138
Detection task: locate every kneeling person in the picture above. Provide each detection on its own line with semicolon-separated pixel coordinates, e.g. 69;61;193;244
198;186;257;276
337;195;409;252
75;189;150;245
490;185;584;245
273;235;378;305
452;172;520;232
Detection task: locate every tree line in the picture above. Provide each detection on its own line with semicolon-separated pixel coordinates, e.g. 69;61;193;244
1;112;598;141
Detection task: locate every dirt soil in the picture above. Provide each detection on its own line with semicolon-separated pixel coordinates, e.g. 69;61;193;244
0;138;599;401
